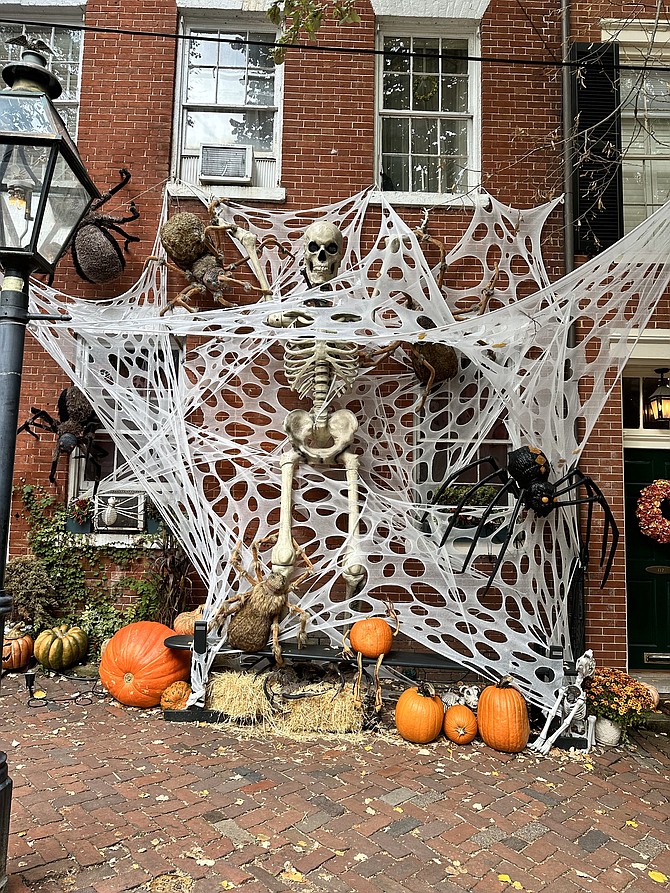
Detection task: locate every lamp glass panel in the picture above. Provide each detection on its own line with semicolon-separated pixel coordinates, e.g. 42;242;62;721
0;93;58;136
37;153;92;264
0;142;50;250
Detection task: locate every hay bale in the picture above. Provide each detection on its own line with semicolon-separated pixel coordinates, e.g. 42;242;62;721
205;670;274;724
276;685;364;735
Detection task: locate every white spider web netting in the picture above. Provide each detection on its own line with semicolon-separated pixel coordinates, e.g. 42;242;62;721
23;187;670;709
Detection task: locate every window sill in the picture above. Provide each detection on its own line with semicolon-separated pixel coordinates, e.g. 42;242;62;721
167;182;286;203
66;532;159;548
371;190;478;209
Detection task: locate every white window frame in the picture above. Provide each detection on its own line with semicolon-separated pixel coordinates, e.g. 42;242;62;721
68;336;184;542
0;5;84;137
169;13;285;202
616;327;670;449
602;22;670;232
374;20;481;207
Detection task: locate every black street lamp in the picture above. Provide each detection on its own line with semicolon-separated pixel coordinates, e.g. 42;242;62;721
0;37;99;892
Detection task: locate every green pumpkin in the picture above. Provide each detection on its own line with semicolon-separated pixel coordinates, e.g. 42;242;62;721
34;624;88;670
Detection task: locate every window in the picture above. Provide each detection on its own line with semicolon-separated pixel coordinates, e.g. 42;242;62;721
69;337;183;536
620;40;670;232
175;22;282;195
377;31;479;199
0;17;83;136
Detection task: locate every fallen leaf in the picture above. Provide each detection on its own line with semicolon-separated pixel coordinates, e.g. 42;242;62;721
280;862;305;883
196;858;216;866
393;807;403;813
221;882;235;889
626;820;638;827
649;871;668;883
498;874;512;883
155;795;169;802
354;854;368;862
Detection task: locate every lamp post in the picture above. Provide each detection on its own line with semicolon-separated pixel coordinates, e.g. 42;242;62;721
0;37;98;892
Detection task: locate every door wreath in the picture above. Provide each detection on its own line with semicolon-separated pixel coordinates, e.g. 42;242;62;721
636;479;670;544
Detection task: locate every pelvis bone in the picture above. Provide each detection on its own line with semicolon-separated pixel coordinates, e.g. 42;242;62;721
284;408;358;463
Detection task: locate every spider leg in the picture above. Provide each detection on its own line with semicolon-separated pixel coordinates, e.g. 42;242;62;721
101;218;141;250
423;456;504;529
477;491;527;591
429;460;508;548
456;478;519;573
91;168;132;209
553;470;619;587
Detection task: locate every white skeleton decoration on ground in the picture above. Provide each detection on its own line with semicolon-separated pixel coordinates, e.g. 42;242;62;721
268;221;367;602
529;649;597;755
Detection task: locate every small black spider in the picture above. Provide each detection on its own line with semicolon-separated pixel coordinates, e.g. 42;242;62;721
17;385;107;484
423;445;619;591
70;168;140;284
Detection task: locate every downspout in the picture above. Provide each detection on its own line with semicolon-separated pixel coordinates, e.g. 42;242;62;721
562;0;587;656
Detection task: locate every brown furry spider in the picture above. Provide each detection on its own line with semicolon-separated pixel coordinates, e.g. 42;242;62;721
208;534;314;666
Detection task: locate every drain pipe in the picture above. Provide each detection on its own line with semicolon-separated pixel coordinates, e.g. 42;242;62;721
562;0;575;281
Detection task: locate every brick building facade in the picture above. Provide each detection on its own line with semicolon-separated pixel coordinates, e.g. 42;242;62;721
3;0;669;674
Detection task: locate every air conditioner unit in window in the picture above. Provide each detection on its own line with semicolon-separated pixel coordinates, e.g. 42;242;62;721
199;144;253;184
94;490;146;534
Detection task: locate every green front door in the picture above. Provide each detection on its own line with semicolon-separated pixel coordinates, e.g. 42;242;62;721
625;448;670;668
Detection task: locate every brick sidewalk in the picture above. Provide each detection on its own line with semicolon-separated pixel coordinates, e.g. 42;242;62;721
1;673;669;893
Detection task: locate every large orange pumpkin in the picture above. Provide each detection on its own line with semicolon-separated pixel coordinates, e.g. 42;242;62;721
443;704;478;744
350;617;394;658
99;621;190;708
395;682;445;743
477;676;530;753
2;623;34;671
172;606;204;636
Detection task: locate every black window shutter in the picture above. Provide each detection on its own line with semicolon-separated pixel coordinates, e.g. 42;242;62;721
572;42;623;255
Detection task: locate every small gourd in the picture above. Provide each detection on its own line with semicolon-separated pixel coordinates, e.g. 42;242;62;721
443;703;478;744
477;676;530;753
2;623;34;671
160;680;192;711
395;681;445;743
34;624;88;671
173;605;205;636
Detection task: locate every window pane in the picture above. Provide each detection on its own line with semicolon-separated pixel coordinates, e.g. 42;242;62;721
622;377;640;428
247;74;275;106
187;67;217;104
651;158;670;205
439;120;468;157
441;41;468;74
413;39;439;74
248;35;274;69
384;73;410;110
441;75;468;113
383;37;410;72
412;156;439;192
382;116;408;154
381;155;409;191
184;110;273;150
216;70;246;105
219;34;247;68
189;33;218;67
412;117;438;154
412;74;439;112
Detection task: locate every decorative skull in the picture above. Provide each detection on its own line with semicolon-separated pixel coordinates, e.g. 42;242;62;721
303;221;344;286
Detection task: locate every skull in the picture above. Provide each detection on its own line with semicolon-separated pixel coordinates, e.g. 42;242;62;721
303;221;344;286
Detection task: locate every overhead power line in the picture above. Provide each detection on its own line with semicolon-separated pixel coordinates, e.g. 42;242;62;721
2;15;670;73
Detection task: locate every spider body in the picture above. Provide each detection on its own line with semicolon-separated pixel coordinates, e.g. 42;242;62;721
425;446;618;591
71;168;140;284
17;385;106;483
208;534;314;665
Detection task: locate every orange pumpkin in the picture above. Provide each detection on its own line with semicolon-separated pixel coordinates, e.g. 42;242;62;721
350;617;394;658
99;621;190;708
477;676;530;753
2;623;34;671
395;681;445;743
443;704;478;744
173;605;205;636
160;680;192;711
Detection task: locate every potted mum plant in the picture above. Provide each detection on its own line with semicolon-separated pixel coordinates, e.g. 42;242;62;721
66;496;93;534
584;668;655;745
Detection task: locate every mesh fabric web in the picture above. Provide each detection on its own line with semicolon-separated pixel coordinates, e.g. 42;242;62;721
25;188;670;709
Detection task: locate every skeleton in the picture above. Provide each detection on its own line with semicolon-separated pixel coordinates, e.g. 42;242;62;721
208;533;314;666
441;683;481;712
268;221;367;603
529;650;597;755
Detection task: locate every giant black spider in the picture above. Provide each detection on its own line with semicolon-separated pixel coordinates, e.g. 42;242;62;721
17;385;107;484
70;168;140;284
423;445;619;592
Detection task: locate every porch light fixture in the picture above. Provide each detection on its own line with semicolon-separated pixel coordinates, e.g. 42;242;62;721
0;37;99;892
647;368;670;422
